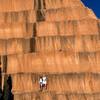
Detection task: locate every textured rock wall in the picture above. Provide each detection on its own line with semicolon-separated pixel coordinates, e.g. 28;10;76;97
6;52;100;74
0;0;100;100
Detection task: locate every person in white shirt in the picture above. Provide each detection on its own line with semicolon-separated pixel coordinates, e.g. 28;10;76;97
39;76;43;90
42;76;47;89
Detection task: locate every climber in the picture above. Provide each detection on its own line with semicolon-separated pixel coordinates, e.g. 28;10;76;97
39;76;43;90
42;75;47;90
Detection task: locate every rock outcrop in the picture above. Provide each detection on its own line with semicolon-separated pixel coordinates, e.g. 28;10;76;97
0;0;100;100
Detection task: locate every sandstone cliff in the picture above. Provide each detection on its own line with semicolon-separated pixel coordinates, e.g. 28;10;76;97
0;0;100;100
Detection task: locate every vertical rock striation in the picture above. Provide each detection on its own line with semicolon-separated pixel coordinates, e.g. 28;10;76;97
0;0;100;100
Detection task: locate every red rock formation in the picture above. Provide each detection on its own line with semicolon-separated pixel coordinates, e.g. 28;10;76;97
0;0;100;100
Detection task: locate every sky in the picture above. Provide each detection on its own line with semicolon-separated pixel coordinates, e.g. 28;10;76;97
81;0;100;18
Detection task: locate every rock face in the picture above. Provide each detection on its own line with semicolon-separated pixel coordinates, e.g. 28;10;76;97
0;0;100;100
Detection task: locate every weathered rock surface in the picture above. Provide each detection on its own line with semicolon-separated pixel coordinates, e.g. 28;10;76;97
0;0;100;100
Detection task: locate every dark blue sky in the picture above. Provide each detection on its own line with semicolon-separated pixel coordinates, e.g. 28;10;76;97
81;0;100;18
